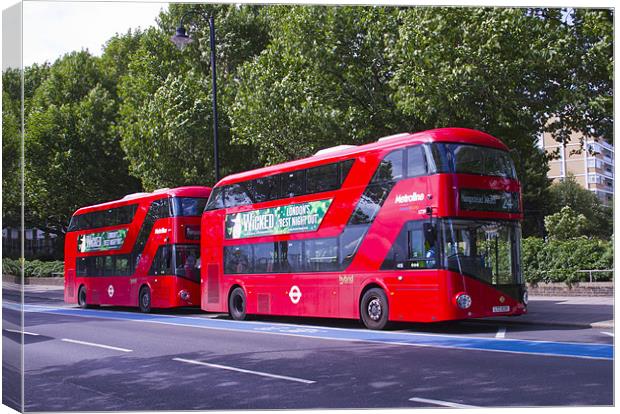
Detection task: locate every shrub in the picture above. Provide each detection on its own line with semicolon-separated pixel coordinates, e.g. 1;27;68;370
2;258;64;278
522;237;613;285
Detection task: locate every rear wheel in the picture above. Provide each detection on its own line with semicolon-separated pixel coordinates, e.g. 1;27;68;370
228;287;247;321
139;286;151;313
77;286;87;309
360;288;389;330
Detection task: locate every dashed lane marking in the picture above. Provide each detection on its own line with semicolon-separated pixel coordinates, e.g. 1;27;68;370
4;328;39;336
173;357;316;384
408;397;479;408
60;338;132;353
601;332;614;337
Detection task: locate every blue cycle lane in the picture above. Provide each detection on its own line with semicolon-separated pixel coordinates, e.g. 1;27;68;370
17;303;614;361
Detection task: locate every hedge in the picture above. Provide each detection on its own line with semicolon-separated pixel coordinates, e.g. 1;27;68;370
522;237;613;284
2;258;64;278
2;237;614;284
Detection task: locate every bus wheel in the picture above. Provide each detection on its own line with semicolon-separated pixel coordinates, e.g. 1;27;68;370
77;286;88;309
229;287;247;321
139;286;151;313
360;288;389;330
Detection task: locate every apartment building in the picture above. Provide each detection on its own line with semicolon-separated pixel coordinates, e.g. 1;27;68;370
541;130;614;205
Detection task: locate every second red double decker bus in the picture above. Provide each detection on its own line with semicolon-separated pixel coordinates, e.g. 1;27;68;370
200;128;527;329
64;186;211;312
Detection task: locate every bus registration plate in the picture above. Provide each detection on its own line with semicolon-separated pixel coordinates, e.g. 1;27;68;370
492;306;510;313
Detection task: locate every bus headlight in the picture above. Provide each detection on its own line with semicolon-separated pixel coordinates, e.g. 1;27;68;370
179;290;190;301
455;293;472;310
522;291;528;305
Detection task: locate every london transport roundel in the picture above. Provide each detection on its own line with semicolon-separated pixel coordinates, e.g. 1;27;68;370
108;285;114;298
289;285;302;304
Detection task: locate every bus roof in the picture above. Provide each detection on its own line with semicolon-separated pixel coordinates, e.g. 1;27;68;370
73;186;212;215
217;128;510;187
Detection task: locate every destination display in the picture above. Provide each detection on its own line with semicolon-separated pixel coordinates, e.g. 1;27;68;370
77;229;128;253
459;189;520;213
225;199;332;239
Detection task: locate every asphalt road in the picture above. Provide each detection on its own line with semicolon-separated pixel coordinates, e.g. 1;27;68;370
2;285;614;411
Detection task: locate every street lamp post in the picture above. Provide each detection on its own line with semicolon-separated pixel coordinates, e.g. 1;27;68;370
171;11;220;183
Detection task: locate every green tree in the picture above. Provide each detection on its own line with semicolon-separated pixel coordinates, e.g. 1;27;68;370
2;86;22;230
547;175;612;239
544;206;588;240
232;6;404;166
25;51;141;237
544;9;613;145
118;3;268;189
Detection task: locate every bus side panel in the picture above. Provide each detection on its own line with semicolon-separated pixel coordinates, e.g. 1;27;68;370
292;273;339;318
243;273;295;317
386;271;447;323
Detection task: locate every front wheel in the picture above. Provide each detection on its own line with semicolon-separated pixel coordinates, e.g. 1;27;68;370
139;286;151;313
360;288;389;330
228;287;247;321
77;286;88;309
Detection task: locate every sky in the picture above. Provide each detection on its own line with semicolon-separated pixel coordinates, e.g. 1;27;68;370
21;0;167;66
1;0;615;69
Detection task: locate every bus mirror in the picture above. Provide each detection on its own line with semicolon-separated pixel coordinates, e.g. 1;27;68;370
423;223;437;245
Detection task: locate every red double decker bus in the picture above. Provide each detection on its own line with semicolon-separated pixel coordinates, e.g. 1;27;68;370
200;128;527;329
64;186;211;312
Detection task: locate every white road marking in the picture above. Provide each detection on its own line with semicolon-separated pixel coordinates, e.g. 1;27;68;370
601;332;614;337
409;397;479;408
60;338;132;352
4;328;39;336
495;327;506;338
173;357;316;384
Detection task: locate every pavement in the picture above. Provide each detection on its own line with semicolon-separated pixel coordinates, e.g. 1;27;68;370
489;295;614;329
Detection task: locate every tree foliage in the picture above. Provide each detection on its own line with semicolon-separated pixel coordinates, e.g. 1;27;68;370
2;4;613;252
522;236;613;284
547;175;612;239
544;206;588;240
24;51;140;234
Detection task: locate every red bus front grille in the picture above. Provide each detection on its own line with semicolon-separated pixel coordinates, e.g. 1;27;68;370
207;264;220;304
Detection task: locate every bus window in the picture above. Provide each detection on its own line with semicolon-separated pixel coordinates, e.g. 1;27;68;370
116;256;130;276
248;175;280;203
339;224;369;267
406;146;428;177
103;256;114;276
304;238;338;272
174;245;200;282
282;170;306;198
253;243;277;273
279;240;303;273
452;145;484;175
349;182;392;225
372;150;403;183
172;197;208;217
382;221;437;270
307;163;339;194
339;159;355;184
206;187;225;211
150;245;173;276
430;143;517;179
225;183;253;208
224;245;252;274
